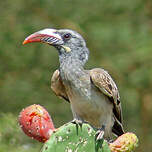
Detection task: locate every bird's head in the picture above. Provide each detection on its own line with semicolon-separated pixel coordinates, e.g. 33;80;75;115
23;28;89;65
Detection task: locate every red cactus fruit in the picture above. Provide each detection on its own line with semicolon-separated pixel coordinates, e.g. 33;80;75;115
19;104;55;142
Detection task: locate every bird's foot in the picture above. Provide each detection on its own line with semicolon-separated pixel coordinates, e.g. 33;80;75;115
71;119;83;135
95;125;105;152
95;129;104;141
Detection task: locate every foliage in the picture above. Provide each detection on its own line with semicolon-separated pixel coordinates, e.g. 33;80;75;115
0;113;42;152
0;0;152;151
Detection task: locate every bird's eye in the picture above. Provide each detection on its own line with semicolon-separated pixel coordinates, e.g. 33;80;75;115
63;33;71;40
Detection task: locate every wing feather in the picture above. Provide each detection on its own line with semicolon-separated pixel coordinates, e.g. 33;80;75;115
90;68;124;135
51;69;69;102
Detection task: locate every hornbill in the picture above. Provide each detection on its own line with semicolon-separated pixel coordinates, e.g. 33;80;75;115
23;28;124;143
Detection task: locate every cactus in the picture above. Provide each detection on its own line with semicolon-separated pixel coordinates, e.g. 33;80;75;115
42;123;110;152
18;104;138;152
41;123;138;152
41;122;110;152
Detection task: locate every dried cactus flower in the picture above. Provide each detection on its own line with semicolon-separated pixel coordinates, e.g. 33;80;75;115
109;132;138;152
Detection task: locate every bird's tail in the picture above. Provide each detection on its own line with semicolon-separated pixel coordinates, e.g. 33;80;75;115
112;119;125;136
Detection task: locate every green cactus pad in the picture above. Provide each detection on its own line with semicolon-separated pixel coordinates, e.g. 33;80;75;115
41;122;110;152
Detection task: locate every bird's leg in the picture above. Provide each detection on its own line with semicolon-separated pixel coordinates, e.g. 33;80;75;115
95;125;105;152
71;109;84;135
71;118;83;135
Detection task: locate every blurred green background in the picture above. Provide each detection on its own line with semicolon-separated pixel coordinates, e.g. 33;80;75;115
0;0;152;151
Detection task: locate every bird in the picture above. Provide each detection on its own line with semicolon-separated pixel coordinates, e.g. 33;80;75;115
23;28;124;142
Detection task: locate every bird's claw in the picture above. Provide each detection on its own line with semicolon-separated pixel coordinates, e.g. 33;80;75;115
71;119;83;135
95;129;104;141
95;126;105;152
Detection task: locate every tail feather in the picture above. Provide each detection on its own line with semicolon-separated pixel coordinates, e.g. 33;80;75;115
112;119;124;136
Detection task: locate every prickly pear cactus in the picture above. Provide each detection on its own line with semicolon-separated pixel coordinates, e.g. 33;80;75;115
18;104;139;152
41;123;110;152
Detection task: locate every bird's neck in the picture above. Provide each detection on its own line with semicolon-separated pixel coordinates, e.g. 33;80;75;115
58;47;89;81
59;47;89;69
59;53;84;78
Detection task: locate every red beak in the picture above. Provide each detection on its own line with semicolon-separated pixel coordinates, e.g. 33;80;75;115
23;29;63;45
23;34;47;45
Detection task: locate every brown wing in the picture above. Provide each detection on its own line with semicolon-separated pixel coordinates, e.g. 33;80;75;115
90;68;124;136
51;69;69;102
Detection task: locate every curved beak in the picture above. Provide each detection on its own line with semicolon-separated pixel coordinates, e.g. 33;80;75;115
23;29;63;46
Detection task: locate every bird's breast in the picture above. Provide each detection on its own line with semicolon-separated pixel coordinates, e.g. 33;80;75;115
60;67;113;129
69;86;113;128
64;76;113;128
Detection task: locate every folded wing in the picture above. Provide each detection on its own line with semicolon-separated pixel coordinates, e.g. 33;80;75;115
51;69;69;102
90;68;124;136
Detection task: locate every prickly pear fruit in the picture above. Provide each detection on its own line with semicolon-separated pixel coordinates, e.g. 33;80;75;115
18;104;55;142
109;132;138;152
